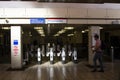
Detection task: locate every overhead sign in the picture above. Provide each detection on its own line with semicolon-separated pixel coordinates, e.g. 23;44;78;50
46;18;67;24
0;19;30;24
30;18;45;24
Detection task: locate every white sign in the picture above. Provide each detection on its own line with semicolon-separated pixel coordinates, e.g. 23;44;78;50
0;19;30;24
46;19;67;24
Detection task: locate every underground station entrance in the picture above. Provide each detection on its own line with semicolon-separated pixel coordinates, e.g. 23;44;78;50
15;24;88;66
0;24;120;80
0;24;120;68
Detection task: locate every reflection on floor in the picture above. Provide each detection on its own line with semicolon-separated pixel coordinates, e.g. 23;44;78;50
0;61;120;80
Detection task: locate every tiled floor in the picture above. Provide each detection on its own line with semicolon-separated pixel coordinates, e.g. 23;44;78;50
0;61;120;80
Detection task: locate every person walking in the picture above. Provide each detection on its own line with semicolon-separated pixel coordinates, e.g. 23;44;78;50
92;34;104;72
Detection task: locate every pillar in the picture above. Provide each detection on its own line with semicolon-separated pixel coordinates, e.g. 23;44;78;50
11;26;22;69
88;26;100;65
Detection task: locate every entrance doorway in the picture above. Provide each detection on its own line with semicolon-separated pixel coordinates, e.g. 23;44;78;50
0;25;10;63
22;24;88;64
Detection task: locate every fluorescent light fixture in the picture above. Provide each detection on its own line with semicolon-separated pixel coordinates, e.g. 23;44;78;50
37;30;44;32
39;31;44;34
99;27;103;29
2;27;10;30
54;29;66;37
58;29;66;34
41;34;45;37
64;27;74;30
82;31;85;33
67;34;74;36
54;34;59;37
38;32;44;35
34;27;43;30
40;33;45;35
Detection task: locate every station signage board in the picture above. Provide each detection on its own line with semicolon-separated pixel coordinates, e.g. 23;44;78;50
11;26;22;69
13;40;19;56
46;18;67;24
30;18;45;24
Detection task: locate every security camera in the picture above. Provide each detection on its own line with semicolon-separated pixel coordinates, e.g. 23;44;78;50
5;19;9;23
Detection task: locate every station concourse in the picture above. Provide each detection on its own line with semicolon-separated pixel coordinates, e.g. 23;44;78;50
0;0;120;80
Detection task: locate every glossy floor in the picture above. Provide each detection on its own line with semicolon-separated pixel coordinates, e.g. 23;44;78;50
0;61;120;80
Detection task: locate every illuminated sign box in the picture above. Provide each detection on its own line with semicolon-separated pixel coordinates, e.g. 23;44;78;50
13;40;18;45
46;18;67;24
30;18;45;24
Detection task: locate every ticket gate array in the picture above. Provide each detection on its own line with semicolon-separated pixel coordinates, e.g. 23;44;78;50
36;44;78;64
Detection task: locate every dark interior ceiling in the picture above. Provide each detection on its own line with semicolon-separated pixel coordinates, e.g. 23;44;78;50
1;24;120;37
0;0;120;3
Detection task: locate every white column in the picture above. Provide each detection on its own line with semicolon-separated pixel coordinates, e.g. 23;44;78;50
11;26;22;69
88;26;100;65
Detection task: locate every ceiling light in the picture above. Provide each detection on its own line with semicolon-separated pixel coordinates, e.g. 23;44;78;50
54;34;59;37
39;31;44;34
82;31;85;33
67;34;74;36
2;27;10;30
41;34;45;37
38;32;44;35
34;27;43;30
40;33;45;35
37;30;43;32
58;29;66;34
99;27;103;29
64;27;74;30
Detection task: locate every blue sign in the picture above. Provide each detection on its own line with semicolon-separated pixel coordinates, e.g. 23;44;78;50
13;40;18;45
30;18;45;24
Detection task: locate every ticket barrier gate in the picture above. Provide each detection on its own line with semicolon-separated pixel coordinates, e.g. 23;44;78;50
72;48;78;63
37;48;41;64
61;48;66;64
37;45;78;64
46;48;55;64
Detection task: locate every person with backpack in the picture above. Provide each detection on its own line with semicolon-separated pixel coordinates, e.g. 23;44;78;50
91;34;104;72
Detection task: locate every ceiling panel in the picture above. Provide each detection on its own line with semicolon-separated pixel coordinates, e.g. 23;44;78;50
0;0;120;3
